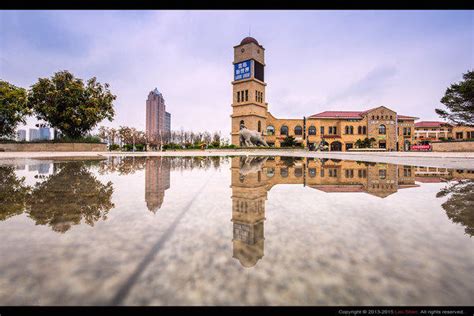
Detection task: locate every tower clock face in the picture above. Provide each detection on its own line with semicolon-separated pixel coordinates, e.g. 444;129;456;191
234;60;252;81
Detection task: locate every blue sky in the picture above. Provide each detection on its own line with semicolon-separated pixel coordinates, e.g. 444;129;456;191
1;10;473;138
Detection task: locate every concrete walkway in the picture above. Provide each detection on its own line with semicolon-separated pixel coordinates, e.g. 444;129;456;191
1;150;473;169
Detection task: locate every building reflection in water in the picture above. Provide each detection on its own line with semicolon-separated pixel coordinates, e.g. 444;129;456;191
0;156;472;239
145;157;171;213
231;157;268;268
100;156;223;213
230;156;422;268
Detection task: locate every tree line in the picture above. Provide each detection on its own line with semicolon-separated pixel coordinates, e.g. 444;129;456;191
97;126;232;151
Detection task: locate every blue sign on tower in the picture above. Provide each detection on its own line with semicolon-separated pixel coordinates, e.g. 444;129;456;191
234;60;252;81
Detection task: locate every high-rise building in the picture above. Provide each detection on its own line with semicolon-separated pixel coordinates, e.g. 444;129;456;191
165;111;171;133
16;129;26;141
146;88;171;142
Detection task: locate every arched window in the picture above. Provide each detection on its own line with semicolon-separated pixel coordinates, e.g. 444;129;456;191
349;126;353;134
258;121;261;132
240;120;245;129
266;167;275;177
266;125;275;135
345;126;349;134
294;168;303;177
294;126;302;135
379;124;386;135
308;126;316;135
358;126;362;134
363;126;367;134
280;125;288;136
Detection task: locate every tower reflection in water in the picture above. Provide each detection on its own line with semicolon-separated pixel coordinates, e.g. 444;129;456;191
145;157;171;213
230;156;422;268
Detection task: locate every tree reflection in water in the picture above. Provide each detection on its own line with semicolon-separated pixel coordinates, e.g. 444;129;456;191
0;157;228;232
26;162;115;233
0;166;31;221
436;179;474;237
98;156;226;175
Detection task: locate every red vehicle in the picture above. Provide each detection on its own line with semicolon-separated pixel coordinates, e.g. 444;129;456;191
411;144;431;151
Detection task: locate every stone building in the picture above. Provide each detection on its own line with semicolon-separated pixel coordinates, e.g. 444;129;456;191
146;88;171;141
414;121;474;142
230;36;418;151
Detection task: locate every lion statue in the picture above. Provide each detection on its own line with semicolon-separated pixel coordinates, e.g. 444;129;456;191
239;156;268;176
239;125;269;147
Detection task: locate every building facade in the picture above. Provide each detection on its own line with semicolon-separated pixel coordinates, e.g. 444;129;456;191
414;121;474;143
29;128;40;141
39;127;51;140
16;129;26;141
230;36;418;151
146;88;171;141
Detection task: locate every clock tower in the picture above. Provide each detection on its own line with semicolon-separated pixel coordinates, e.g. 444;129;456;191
231;37;267;146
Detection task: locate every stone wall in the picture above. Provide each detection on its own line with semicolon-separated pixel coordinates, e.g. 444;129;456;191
431;140;474;152
0;142;107;152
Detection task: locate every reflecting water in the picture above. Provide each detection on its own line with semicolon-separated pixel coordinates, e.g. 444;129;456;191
0;156;473;305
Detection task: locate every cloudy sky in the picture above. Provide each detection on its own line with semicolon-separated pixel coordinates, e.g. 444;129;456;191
1;10;473;139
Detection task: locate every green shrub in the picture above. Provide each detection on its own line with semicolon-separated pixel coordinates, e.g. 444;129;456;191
108;144;120;151
122;144;133;151
281;136;297;147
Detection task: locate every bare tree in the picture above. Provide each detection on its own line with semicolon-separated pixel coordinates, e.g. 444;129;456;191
98;126;109;143
203;131;212;145
212;131;221;146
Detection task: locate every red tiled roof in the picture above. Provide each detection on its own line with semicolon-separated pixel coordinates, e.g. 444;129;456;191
398;184;420;189
415;121;452;128
415;177;444;183
309;111;364;119
398;115;418;120
309;109;418;120
310;184;365;193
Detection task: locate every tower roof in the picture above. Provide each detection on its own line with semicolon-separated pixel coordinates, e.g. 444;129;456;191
152;87;162;96
240;36;259;46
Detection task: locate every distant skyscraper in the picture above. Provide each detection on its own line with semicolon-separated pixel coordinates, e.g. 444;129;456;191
165;111;171;132
29;128;40;141
146;88;171;141
16;129;26;141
